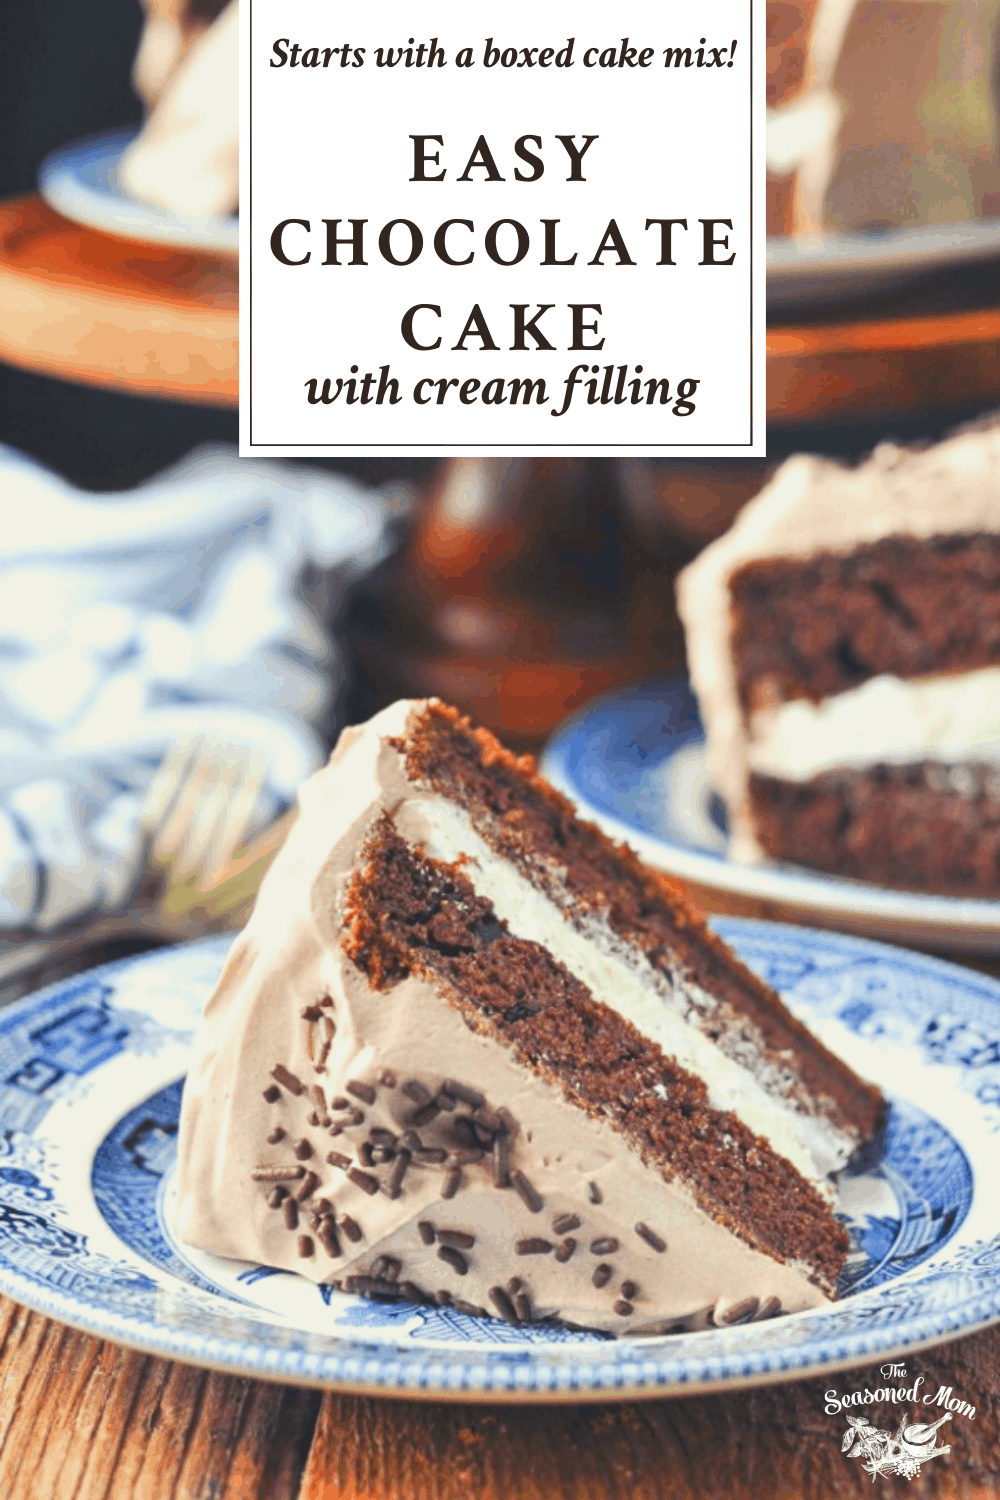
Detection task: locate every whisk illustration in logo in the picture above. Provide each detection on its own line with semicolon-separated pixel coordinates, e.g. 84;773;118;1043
825;1364;975;1481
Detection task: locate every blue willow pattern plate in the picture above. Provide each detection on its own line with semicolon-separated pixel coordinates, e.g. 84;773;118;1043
541;679;1000;955
0;928;998;1400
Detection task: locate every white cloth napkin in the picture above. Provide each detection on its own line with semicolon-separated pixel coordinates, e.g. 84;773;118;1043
0;444;396;931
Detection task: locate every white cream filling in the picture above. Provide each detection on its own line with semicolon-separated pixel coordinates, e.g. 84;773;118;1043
398;795;850;1186
747;667;1000;782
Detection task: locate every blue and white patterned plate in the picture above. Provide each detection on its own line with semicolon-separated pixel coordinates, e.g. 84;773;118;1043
39;128;239;258
541;679;1000;955
1;928;1000;1400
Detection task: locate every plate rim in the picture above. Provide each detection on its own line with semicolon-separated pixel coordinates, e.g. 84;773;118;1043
0;930;999;1398
38;126;239;257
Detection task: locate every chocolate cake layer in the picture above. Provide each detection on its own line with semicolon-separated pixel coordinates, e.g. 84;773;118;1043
750;764;1000;895
396;702;884;1146
343;818;850;1290
730;532;1000;711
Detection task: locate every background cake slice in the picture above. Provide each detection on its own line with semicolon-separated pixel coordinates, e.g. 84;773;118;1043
175;700;883;1334
677;419;1000;894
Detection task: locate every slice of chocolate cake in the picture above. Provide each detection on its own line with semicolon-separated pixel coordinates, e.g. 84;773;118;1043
677;419;1000;894
175;700;883;1335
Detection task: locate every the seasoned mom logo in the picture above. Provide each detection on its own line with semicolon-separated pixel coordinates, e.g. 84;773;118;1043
825;1363;975;1481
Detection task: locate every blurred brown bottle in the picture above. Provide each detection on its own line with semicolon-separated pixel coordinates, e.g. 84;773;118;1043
349;457;697;750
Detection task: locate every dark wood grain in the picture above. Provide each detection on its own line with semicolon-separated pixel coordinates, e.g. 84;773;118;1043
300;1327;1000;1500
0;1297;319;1499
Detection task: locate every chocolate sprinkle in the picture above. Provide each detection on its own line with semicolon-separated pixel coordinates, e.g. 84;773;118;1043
311;1085;327;1109
346;1079;377;1105
358;1142;375;1168
330;1097;349;1111
587;1181;602;1205
496;1107;518;1138
373;1256;401;1282
298;1235;314;1258
347;1168;379;1196
379;1070;397;1088
554;1238;576;1263
272;1065;305;1096
371;1146;394;1165
251;1166;305;1182
552;1213;581;1235
721;1296;759;1326
414;1148;447;1164
410;1100;440;1127
399;1281;429;1304
401;1130;422;1152
515;1237;552;1256
267;1127;286;1145
444;1080;485;1110
283;1199;299;1231
402;1080;430;1105
262;1085;281;1104
635;1222;667;1253
614;1300;634;1317
441;1167;461;1200
386;1150;411;1199
437;1245;469;1276
417;1220;436;1245
293;1138;313;1161
345;1276;400;1296
620;1280;639;1301
449;1148;483;1165
340;1214;362;1243
492;1134;511;1189
318;1220;342;1258
328;1123;344;1137
513;1292;532;1322
488;1286;518;1323
437;1229;475;1249
592;1264;612;1288
307;1112;320;1128
590;1237;619;1255
295;1170;320;1203
436;1091;456;1112
433;1289;453;1306
369;1128;396;1146
758;1296;782;1320
327;1151;352;1170
301;1006;322;1022
506;1276;523;1294
471;1121;496;1150
510;1170;543;1213
266;1187;287;1208
454;1300;487;1317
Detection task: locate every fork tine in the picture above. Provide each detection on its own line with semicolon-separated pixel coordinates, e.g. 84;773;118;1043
202;748;270;882
141;734;205;837
150;742;225;866
172;775;235;881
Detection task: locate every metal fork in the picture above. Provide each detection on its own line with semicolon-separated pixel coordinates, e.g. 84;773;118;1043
0;735;294;1000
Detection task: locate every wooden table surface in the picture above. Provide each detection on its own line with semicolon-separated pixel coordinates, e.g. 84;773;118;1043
1;1290;997;1499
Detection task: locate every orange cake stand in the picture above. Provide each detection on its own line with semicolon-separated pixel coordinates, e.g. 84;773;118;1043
0;194;237;406
2;191;998;424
